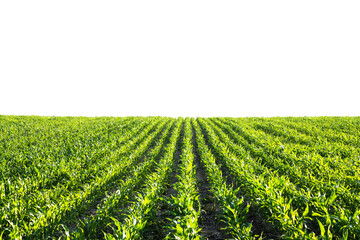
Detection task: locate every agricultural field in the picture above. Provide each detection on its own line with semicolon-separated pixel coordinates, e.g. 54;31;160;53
0;115;359;239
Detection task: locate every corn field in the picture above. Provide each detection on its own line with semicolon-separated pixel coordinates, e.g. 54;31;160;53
0;115;359;239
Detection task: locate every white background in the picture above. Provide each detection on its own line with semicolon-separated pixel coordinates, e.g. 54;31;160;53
1;1;359;117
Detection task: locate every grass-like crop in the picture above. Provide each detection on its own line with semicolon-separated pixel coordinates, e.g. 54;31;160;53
0;115;359;239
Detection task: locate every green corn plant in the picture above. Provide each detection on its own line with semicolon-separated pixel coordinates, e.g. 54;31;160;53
66;119;175;239
166;118;201;240
198;118;316;239
192;118;254;239
104;118;183;240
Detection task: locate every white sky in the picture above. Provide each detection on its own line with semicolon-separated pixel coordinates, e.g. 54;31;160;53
1;1;359;118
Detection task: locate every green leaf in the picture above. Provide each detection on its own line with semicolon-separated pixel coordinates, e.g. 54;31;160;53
317;219;325;237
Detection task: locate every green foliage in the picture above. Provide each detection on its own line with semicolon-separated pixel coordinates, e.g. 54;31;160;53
0;115;359;239
165;118;201;240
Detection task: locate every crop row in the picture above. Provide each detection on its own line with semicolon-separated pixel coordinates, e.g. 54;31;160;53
1;115;359;239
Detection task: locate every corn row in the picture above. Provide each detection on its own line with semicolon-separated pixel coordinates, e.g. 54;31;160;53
192;118;253;239
66;119;176;239
200;118;360;239
211;118;360;212
3;118;169;239
103;118;183;240
165;117;201;239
